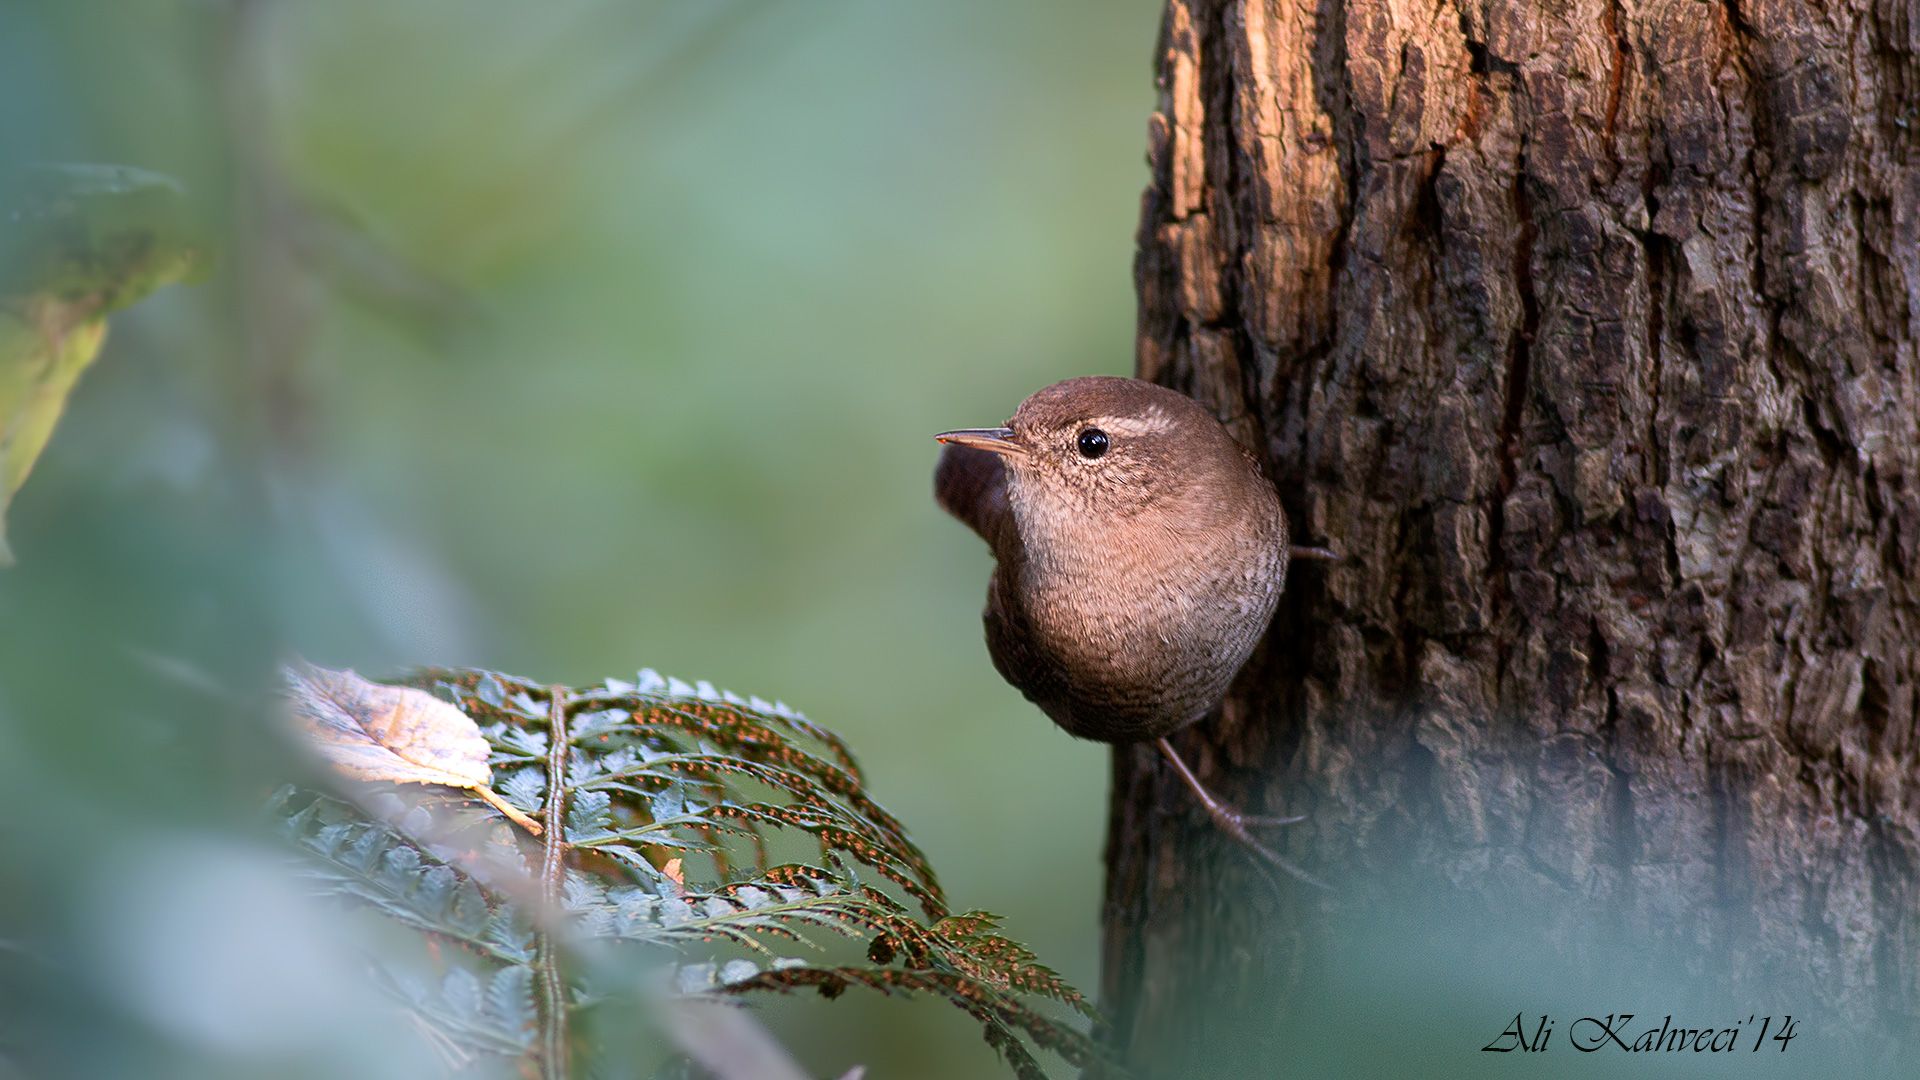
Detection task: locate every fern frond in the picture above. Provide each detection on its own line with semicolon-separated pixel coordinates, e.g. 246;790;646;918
280;792;534;966
929;911;1093;1016
374;961;538;1056
602;887;870;954
282;664;1100;1080
588;706;936;904
705;801;942;917
718;964;1098;1080
416;668;946;919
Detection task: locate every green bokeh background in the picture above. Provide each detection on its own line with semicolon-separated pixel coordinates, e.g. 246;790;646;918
2;1;1160;1076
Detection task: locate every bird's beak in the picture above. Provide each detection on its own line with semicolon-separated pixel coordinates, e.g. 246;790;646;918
934;427;1026;458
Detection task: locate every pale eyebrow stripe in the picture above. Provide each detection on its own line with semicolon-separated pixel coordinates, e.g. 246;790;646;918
1094;410;1174;437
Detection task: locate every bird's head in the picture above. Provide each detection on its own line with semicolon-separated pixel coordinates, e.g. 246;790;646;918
935;376;1257;525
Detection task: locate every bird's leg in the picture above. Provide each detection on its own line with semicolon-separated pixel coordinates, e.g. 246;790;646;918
1155;737;1330;891
1153;737;1303;829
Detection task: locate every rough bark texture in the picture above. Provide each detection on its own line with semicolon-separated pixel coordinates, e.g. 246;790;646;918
1099;0;1920;1074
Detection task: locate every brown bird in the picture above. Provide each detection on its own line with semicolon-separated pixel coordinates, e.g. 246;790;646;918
935;376;1331;885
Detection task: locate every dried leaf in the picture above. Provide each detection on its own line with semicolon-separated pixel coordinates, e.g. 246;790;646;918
285;661;542;834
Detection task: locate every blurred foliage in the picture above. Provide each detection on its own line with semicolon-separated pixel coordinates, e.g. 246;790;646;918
0;163;208;562
281;663;1097;1079
0;164;207;307
0;0;1157;1076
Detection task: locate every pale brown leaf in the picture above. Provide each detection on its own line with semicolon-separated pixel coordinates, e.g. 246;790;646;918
284;660;542;834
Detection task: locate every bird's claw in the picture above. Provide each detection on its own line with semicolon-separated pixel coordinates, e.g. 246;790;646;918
1155;737;1331;891
1232;812;1307;828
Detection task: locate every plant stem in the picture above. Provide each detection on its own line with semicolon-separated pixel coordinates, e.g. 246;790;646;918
538;685;571;1080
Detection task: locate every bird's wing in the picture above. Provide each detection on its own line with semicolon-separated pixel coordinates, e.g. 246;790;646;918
933;442;1012;547
982;562;1068;715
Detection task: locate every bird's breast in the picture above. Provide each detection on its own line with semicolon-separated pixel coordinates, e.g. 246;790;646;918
1005;518;1283;737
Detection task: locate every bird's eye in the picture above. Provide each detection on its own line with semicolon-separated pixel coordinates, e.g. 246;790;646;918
1076;428;1109;459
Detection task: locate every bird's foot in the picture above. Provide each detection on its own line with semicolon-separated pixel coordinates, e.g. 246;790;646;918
1155;737;1330;891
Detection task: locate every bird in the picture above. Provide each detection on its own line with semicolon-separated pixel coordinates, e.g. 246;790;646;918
934;376;1332;886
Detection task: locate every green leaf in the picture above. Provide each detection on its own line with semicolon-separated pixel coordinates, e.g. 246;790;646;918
0;305;104;564
0;164;209;310
0;164;211;564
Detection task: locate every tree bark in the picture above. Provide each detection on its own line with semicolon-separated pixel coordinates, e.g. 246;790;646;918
1097;0;1920;1075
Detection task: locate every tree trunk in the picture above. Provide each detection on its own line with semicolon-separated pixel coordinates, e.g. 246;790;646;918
1097;0;1920;1075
